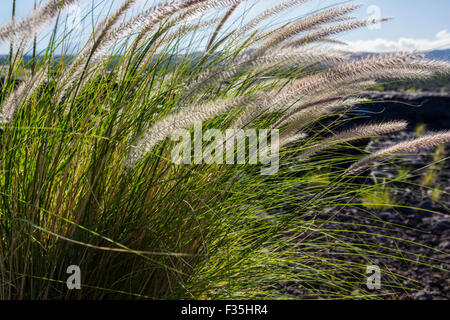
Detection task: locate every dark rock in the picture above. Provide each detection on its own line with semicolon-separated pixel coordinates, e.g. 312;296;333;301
355;91;450;130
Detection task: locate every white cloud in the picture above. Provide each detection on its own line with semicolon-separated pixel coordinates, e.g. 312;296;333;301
345;29;450;52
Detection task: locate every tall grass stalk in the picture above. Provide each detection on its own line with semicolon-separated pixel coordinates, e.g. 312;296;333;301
0;0;449;299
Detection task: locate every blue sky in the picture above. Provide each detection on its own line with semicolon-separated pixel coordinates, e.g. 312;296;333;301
1;0;449;54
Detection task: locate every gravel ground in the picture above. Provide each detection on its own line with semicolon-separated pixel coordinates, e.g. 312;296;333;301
320;130;449;299
274;129;449;299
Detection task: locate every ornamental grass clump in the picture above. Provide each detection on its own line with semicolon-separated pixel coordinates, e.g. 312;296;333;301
0;0;449;299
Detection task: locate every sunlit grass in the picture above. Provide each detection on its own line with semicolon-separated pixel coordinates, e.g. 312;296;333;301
0;0;448;300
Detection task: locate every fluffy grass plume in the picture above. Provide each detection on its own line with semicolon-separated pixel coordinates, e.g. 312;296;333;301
0;0;449;299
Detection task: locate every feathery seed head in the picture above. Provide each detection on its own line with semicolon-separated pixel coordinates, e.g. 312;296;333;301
347;131;450;174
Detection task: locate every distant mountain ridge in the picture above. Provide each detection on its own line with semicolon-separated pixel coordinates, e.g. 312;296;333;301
1;49;450;65
351;49;450;61
425;49;450;61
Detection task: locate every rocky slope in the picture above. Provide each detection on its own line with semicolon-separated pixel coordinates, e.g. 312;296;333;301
356;91;450;130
